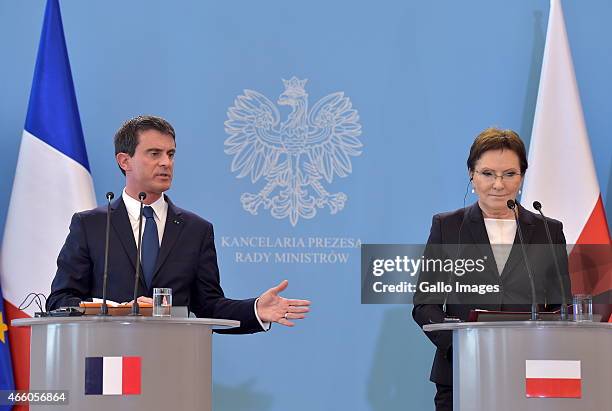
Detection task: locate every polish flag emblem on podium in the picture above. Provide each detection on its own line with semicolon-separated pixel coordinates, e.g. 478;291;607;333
525;360;581;398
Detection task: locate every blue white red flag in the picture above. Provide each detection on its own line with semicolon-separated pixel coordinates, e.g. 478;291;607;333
0;0;96;398
85;357;142;396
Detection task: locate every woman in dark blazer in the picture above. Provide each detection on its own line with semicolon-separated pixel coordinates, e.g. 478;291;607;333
412;127;571;411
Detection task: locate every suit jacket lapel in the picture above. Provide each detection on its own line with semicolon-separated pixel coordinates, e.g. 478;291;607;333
111;198;147;289
152;196;185;281
111;198;137;271
465;202;500;276
501;204;536;277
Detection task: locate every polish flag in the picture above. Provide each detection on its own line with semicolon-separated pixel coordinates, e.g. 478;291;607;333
85;356;142;396
521;0;611;308
0;0;96;403
525;360;581;398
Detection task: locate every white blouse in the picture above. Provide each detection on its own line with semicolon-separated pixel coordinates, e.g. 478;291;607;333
484;218;517;275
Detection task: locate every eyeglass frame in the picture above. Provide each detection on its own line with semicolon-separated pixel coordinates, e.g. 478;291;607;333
473;169;522;181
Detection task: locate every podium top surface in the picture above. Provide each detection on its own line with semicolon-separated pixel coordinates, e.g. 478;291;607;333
423;321;612;332
12;316;240;328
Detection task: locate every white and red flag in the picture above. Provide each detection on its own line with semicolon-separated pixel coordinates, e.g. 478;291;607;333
525;360;581;398
0;0;96;400
522;0;611;304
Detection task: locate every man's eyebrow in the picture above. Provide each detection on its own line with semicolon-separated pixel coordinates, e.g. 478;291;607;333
144;147;175;154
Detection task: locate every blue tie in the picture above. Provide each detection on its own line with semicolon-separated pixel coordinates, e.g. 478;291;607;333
141;206;159;289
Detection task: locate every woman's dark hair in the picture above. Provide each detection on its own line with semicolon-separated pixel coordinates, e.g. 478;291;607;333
467;127;528;175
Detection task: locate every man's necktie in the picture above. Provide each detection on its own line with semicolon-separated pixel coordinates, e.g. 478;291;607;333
141;206;159;289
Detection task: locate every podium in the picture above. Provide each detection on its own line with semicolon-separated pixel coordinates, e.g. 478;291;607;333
12;316;239;410
423;321;612;411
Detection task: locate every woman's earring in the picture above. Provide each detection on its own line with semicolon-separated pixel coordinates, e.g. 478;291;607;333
518;189;522;195
471;187;475;194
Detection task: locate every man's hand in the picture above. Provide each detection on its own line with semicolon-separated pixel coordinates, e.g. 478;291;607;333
126;296;154;306
256;280;310;326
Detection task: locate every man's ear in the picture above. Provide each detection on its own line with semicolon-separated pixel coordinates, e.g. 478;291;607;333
116;152;131;173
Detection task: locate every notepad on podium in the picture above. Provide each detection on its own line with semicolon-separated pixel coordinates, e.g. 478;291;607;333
467;309;560;322
79;300;153;316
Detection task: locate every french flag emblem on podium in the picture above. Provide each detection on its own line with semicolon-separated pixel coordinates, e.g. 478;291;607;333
85;356;142;395
525;360;581;398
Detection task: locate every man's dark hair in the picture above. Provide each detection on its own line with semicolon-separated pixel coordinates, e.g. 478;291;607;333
467;127;528;175
114;115;176;175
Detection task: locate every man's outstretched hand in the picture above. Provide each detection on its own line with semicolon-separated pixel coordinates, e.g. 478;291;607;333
256;280;311;327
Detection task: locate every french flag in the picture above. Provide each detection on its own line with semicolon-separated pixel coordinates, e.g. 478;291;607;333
525;360;581;398
85;356;142;396
0;0;96;402
522;0;611;310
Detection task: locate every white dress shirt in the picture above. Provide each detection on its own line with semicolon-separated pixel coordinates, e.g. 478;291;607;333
484;218;517;275
122;189;167;247
121;189;270;330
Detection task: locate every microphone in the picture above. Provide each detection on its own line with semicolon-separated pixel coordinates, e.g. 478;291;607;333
130;192;147;316
533;201;568;320
99;192;114;316
507;199;538;320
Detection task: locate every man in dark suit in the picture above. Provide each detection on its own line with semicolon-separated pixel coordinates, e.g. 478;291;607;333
47;115;310;333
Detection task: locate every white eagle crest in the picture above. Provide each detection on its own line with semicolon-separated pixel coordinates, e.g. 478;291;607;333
224;77;363;226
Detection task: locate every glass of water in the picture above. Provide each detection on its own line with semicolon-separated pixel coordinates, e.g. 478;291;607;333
153;288;172;317
572;294;593;322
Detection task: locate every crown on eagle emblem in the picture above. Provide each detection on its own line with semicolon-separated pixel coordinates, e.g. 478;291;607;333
282;77;308;93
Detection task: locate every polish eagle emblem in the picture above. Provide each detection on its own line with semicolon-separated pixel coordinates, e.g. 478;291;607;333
224;77;363;226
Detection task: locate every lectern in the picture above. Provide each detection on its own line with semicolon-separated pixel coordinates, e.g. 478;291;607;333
12;316;239;410
423;321;612;411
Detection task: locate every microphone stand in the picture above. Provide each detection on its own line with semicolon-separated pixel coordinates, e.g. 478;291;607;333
130;192;147;316
508;200;538;321
99;192;114;315
533;201;568;320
